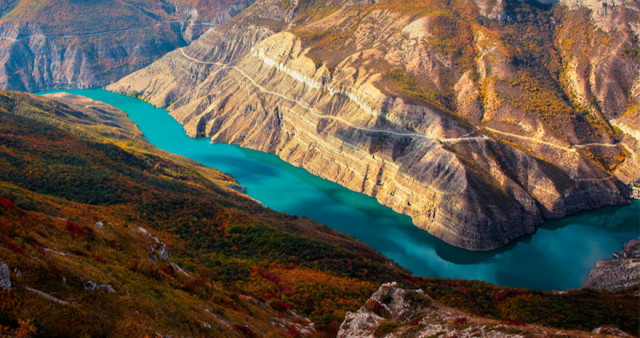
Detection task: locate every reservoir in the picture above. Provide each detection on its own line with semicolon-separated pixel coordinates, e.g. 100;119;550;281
40;88;639;291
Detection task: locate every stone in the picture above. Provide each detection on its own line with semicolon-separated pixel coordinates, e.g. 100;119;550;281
592;325;633;337
83;280;116;293
583;238;640;291
0;262;11;290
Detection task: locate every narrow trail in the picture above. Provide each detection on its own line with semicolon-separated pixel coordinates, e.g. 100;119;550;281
179;49;485;142
483;127;620;151
572;142;620;148
179;49;620;183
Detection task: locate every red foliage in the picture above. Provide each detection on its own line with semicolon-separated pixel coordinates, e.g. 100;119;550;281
453;317;467;325
410;319;420;326
161;266;172;275
232;324;258;338
288;325;300;336
0;197;16;211
257;268;292;299
3;241;25;255
91;253;107;264
66;220;87;238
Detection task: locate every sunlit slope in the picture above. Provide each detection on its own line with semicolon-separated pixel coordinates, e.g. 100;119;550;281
0;0;253;91
110;0;640;251
0;90;637;336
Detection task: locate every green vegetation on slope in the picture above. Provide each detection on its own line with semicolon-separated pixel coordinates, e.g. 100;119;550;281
0;90;637;336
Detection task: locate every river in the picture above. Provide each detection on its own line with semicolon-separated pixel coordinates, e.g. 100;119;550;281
39;88;639;291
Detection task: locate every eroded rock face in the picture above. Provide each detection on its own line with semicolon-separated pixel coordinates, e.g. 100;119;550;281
0;0;253;92
109;0;639;251
583;238;640;291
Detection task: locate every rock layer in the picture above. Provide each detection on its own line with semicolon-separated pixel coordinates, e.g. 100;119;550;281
0;0;253;91
109;0;639;250
583;238;640;291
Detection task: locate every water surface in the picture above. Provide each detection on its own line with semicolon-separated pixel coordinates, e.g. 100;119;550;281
40;89;639;290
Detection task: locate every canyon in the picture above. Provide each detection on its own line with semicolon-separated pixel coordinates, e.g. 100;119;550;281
109;0;640;250
0;0;253;91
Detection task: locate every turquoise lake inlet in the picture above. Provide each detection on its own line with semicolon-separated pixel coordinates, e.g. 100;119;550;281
40;88;640;291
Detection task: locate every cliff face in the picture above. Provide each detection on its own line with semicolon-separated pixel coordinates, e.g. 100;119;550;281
109;0;639;251
0;0;253;91
583;238;640;291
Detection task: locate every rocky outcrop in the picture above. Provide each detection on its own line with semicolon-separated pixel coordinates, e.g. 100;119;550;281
83;281;116;293
139;227;190;277
339;282;614;337
583;238;640;291
109;0;638;251
0;262;10;290
0;0;253;92
593;326;634;337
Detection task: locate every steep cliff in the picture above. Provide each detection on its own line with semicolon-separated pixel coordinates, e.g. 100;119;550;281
109;0;639;250
583;238;640;291
0;0;253;91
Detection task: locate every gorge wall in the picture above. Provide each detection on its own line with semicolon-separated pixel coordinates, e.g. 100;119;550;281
108;0;640;251
0;0;253;92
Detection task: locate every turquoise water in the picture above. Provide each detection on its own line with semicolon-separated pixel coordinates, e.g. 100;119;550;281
39;89;640;290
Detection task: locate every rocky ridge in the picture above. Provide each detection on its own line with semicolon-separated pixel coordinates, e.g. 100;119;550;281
338;282;628;337
109;0;639;250
583;238;640;291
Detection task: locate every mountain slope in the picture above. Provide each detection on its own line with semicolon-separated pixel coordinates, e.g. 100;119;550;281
0;0;253;91
0;91;637;336
0;90;407;335
109;0;640;251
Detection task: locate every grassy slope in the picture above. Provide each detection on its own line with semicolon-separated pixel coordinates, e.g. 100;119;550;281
0;90;637;336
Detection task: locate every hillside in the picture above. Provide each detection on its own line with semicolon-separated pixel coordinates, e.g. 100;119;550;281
0;0;253;91
0;91;637;336
0;90;408;336
109;0;640;251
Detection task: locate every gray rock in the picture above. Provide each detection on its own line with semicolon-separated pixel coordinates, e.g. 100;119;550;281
583;238;640;291
83;280;116;293
158;243;170;261
83;280;98;291
225;183;247;194
0;262;11;290
592;325;633;337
